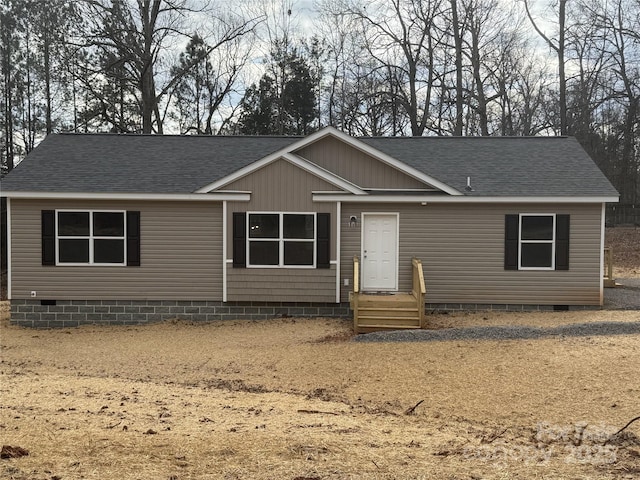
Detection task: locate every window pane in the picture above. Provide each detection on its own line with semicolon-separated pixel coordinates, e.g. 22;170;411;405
284;241;314;265
249;214;279;238
249;241;279;265
283;214;314;239
521;216;553;240
521;243;553;268
58;212;89;236
59;239;89;263
94;212;124;236
94;239;125;263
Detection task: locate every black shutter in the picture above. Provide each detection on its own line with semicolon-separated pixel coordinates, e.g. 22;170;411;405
504;214;519;270
316;213;330;269
42;210;55;266
555;214;570;270
126;211;141;266
233;212;246;268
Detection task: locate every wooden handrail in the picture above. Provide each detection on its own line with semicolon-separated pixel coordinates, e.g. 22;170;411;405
353;255;360;293
412;258;426;295
412;258;426;328
604;247;613;280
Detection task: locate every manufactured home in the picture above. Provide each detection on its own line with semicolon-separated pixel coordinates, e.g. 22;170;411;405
0;127;618;331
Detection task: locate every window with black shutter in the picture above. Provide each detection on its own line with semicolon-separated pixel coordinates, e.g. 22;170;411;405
504;213;570;271
233;212;330;268
42;210;141;266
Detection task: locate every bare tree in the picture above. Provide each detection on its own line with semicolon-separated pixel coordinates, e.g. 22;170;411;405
81;0;260;133
329;0;448;136
524;0;568;135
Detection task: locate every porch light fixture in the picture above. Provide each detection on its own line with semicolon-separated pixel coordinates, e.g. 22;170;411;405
349;215;357;227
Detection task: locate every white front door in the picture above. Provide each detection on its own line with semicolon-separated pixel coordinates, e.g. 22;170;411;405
361;213;398;291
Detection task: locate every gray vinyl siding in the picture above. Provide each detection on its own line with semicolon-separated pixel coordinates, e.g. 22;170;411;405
10;199;222;301
296;136;427;189
227;267;336;303
223;157;339;302
340;203;603;305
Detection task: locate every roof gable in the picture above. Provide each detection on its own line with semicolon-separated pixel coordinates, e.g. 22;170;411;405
294;135;432;190
197;126;461;196
203;151;365;194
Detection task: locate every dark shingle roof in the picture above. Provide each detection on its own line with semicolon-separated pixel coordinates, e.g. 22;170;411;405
361;136;619;197
1;131;618;198
1;134;298;194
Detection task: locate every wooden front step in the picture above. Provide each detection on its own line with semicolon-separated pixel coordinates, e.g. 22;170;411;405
357;324;420;333
357;317;420;328
358;293;416;307
353;292;423;333
358;307;419;318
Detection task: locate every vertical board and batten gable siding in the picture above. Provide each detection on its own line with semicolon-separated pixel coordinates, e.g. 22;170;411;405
340;203;603;305
11;199;223;300
222;158;341;211
295;136;427;189
224;158;338;303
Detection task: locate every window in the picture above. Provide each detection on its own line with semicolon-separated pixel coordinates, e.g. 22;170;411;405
504;214;570;271
42;210;140;267
248;213;315;267
57;210;126;265
519;214;555;269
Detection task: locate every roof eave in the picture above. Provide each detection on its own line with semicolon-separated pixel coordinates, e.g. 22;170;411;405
0;191;251;201
312;193;620;203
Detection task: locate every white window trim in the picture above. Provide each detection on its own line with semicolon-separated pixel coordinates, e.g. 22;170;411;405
56;209;127;266
518;213;556;271
246;212;317;269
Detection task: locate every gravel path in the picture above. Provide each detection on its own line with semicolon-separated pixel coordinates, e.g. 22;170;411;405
604;278;640;310
353;321;640;343
355;279;640;343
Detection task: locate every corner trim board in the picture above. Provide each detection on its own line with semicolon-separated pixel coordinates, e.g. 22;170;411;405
6;198;11;300
600;203;605;306
223;200;227;302
336;201;341;303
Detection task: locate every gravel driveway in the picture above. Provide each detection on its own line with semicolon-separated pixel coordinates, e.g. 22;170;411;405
355;279;640;343
604;278;640;310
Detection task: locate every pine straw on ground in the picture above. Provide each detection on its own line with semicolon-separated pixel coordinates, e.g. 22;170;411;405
1;311;640;480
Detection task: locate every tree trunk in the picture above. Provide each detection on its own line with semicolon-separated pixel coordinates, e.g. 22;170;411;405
451;0;463;136
44;27;52;134
558;0;567;135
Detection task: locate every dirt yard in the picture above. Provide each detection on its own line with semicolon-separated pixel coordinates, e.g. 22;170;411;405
0;226;638;479
1;308;640;480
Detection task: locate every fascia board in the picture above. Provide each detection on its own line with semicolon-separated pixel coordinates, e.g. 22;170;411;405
1;191;251;201
312;194;620;204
